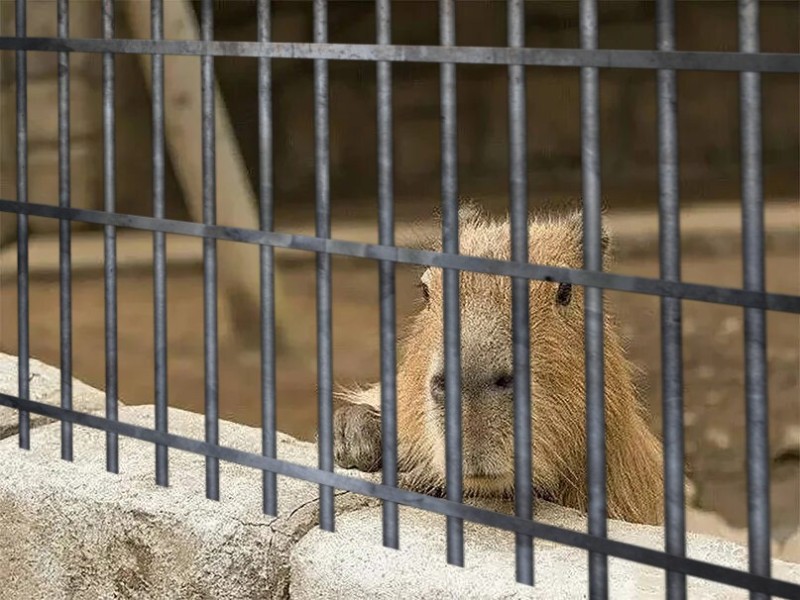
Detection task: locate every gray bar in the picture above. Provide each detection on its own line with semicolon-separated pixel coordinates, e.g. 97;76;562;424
2;37;799;73
3;199;798;315
16;0;29;451
314;0;335;532
6;391;799;600
439;0;464;568
739;2;771;598
201;0;219;502
507;0;533;586
377;0;399;550
579;0;608;598
57;0;73;462
102;0;119;474
657;1;686;598
152;0;168;488
258;0;277;517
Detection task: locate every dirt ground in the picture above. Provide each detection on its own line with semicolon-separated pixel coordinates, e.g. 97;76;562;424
1;240;798;541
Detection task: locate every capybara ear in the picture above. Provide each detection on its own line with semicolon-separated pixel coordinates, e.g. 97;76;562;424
457;196;486;224
564;210;613;267
600;224;612;263
431;196;487;226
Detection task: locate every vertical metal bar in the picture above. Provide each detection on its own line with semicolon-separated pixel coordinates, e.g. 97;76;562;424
152;0;169;488
102;0;119;474
377;0;399;550
738;2;771;598
314;0;335;533
657;1;686;598
579;0;607;597
507;0;533;586
16;0;30;451
439;0;464;568
258;0;278;517
201;0;219;501
57;0;73;462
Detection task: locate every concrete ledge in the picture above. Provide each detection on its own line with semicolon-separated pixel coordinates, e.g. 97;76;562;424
291;502;800;599
0;404;372;599
1;355;798;598
0;353;104;440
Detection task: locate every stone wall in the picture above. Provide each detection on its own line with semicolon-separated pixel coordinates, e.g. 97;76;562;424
1;353;799;598
0;0;187;242
211;0;799;206
2;1;797;242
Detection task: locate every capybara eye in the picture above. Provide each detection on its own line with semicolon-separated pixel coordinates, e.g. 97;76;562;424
417;282;430;303
556;282;572;306
429;373;446;399
494;374;514;391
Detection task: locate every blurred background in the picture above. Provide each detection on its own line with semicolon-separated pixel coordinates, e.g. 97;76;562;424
0;1;797;543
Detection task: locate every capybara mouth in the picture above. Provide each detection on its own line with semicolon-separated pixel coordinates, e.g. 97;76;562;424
464;470;505;480
461;475;556;503
462;469;514;491
461;449;511;478
462;460;509;477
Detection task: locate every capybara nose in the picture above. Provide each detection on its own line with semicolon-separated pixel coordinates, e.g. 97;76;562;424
429;370;515;402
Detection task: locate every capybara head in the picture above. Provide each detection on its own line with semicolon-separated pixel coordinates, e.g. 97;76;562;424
394;204;663;524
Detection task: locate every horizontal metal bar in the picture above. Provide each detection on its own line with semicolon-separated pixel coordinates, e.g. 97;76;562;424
0;37;798;73
0;392;797;599
1;199;797;314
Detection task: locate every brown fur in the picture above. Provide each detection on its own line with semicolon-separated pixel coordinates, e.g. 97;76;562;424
335;204;665;525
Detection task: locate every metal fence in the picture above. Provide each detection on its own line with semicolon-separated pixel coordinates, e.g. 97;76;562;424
1;0;799;598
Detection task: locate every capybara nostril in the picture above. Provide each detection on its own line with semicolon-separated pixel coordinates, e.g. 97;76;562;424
493;373;514;392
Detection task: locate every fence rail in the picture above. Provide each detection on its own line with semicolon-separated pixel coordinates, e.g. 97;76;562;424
2;200;798;315
1;37;800;72
2;0;799;598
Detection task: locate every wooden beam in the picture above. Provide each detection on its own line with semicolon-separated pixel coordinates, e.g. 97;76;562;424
120;0;287;346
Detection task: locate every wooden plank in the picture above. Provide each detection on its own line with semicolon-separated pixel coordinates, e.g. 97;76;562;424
0;230;201;282
120;0;286;343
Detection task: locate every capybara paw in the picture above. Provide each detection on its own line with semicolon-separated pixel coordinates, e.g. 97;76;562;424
333;403;383;472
